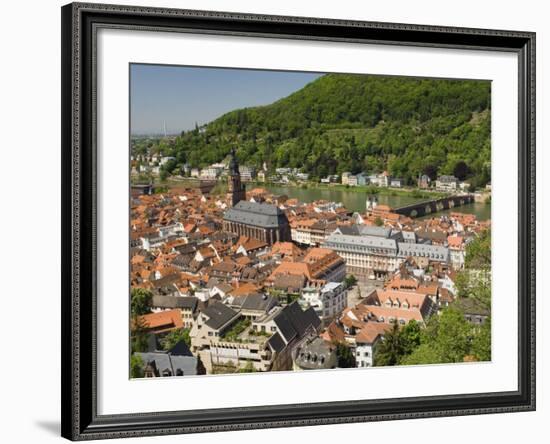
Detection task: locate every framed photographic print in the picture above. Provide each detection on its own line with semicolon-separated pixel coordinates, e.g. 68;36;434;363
61;2;536;440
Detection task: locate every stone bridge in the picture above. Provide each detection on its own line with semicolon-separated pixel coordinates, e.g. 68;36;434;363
393;194;475;218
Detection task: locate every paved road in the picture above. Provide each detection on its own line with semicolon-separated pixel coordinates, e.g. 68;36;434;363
346;279;384;308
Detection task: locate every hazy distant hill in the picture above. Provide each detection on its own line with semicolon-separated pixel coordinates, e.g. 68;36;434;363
144;73;491;188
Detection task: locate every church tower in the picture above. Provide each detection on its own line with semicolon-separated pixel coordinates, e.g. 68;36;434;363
227;148;246;207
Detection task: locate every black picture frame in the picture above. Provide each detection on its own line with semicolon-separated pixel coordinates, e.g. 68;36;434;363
61;2;536;441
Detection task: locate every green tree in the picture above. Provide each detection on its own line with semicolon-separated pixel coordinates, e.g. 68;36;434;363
239;361;257;373
336;343;356;368
343;274;357;289
401;307;473;365
471;317;491;361
464;229;491;270
130;353;144;378
131;288;153;316
399;343;443;365
374;217;384;227
161;328;191;350
430;307;473;362
163;74;490;183
130;314;149;354
373;323;403;366
400;320;422;356
455;229;491;311
453;160;470;180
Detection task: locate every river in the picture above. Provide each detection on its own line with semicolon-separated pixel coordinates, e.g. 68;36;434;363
260;184;491;221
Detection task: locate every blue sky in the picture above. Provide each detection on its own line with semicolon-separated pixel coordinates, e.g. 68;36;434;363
130;64;322;135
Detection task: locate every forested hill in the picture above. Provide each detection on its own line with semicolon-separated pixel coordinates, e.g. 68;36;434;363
147;74;491;188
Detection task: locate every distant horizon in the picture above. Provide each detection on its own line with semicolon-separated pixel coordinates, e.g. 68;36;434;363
130;65;321;135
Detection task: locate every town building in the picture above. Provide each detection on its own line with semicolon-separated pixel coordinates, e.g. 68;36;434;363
239;165;256;182
136;350;199;378
150;296;199;329
269;248;346;284
137;309;184;335
341;172;352;185
362;288;437;323
299;281;347;326
135;336;200;377
347;172;368;186
435;175;459;192
321;305;391;368
200;166;222;180
223;201;291;245
292;337;337;370
369;171;390;187
390;178;404;188
447;234;467;269
192;301;321;373
323;227;449;280
418;174;431;189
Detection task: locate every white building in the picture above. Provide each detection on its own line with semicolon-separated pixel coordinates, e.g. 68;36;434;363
355;339;378;368
347;173;368;186
239;165;256;181
341;172;352;185
300;282;347;326
435;175;459;192
323;227;450;280
390;178;404;188
200;166;222;180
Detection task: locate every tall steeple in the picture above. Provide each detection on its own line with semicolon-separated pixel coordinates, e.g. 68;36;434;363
227;148;246;207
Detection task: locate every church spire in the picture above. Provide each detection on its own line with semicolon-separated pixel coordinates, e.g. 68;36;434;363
228;147;239;175
227;148;246;207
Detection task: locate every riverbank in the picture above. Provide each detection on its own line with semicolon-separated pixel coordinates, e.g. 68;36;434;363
247;180;448;200
137;177;490;221
261;183;491;221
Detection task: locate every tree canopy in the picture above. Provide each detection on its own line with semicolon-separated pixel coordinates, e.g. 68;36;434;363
139;74;491;187
131;288;153;316
400;306;490;365
374;320;421;366
161;328;191;351
455;229;491;311
130;354;145;378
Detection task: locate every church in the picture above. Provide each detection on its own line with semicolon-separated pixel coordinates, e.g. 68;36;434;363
223;150;291;245
226;148;247;207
